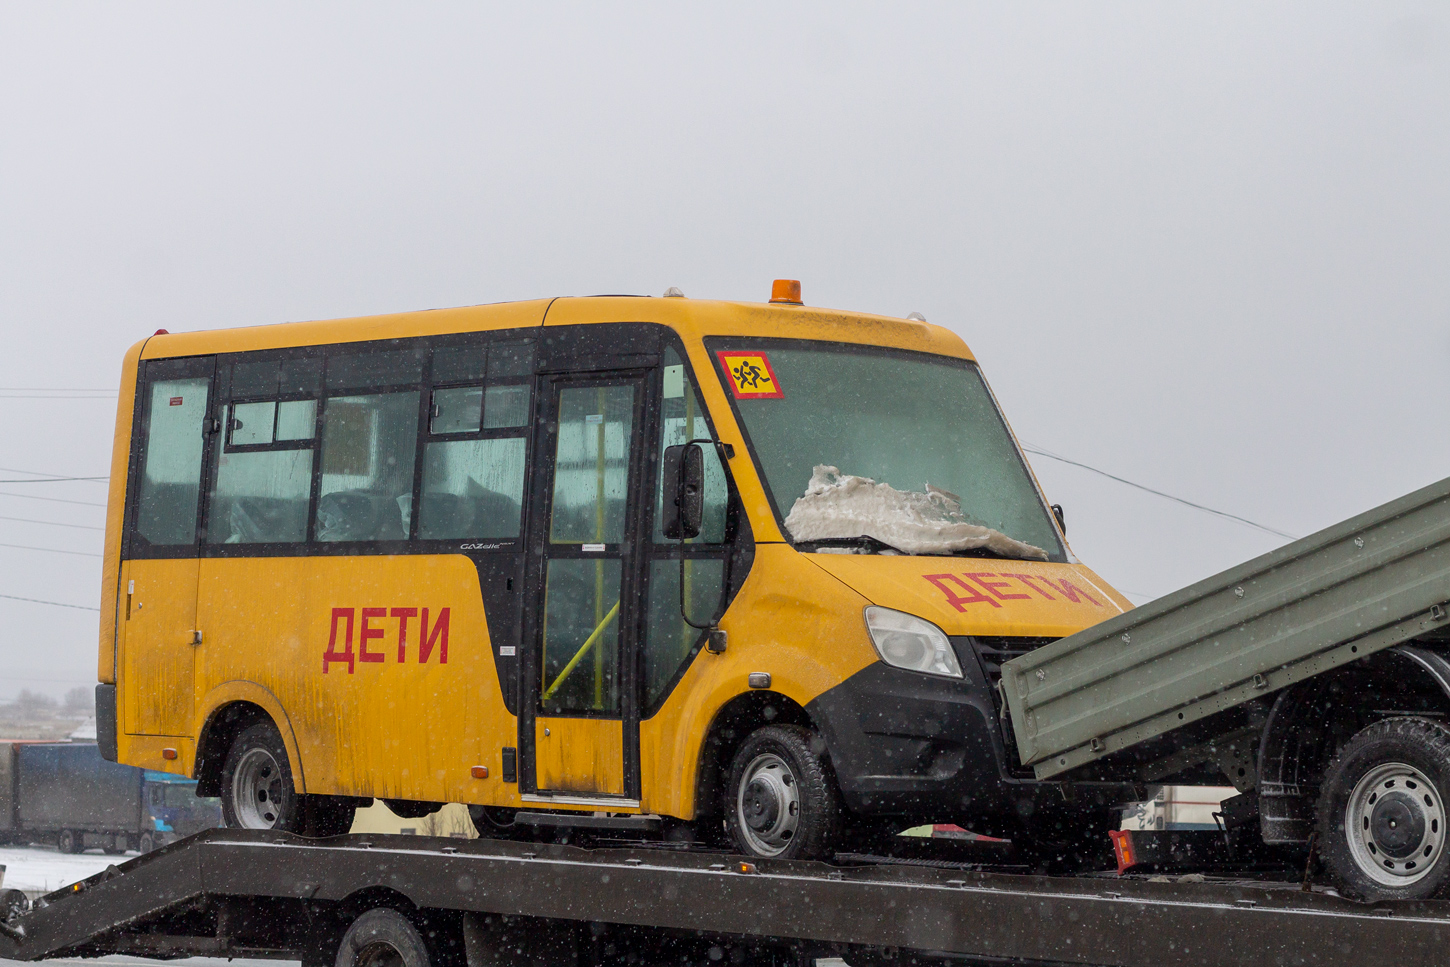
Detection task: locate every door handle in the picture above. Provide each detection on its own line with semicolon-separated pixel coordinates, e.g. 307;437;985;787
190;630;203;646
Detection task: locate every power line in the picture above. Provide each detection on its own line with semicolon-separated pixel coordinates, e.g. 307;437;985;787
1022;443;1301;541
0;476;108;483
0;514;104;531
0;541;101;558
0;592;99;611
0;491;107;507
0;476;108;484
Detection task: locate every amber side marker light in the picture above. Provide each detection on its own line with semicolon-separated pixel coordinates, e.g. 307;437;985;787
471;765;489;779
162;748;178;760
769;279;802;305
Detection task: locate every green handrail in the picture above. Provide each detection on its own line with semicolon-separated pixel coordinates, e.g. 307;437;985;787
542;600;620;702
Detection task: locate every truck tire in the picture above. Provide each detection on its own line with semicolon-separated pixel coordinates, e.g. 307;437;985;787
57;829;79;854
139;832;156;853
724;725;842;860
334;908;431;967
1317;716;1450;901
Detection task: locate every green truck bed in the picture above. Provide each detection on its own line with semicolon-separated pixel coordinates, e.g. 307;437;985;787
1003;475;1450;779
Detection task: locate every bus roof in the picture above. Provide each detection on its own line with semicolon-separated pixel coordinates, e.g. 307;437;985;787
135;296;975;363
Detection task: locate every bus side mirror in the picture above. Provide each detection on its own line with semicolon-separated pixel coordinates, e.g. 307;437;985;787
662;444;704;540
1052;503;1066;534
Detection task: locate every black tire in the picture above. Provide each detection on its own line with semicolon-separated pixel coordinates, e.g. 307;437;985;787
334;908;431;967
724;724;842;860
138;832;156;853
1317;716;1450;901
218;722;357;835
222;721;303;831
57;829;79;854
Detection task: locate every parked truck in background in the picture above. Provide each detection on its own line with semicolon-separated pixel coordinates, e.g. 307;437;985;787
0;742;219;854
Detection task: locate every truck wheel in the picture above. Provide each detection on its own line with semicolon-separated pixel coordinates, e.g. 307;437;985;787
57;829;79;854
1317;717;1450;901
334;908;431;967
222;721;303;832
725;725;841;860
139;832;156;853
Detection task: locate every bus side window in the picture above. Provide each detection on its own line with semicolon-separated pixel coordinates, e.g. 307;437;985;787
208;357;319;544
643;349;729;709
417;343;532;541
134;376;212;546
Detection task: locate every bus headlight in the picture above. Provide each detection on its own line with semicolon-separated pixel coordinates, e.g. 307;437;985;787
864;607;963;678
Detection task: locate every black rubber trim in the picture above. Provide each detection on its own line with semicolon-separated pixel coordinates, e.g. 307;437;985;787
95;684;118;762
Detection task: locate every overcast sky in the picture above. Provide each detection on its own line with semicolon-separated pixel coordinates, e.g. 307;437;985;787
1;3;1447;700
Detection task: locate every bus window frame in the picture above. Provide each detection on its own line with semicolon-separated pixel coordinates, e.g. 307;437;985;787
159;331;540;560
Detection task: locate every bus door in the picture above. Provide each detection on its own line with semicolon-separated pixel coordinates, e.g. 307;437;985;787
520;372;649;804
121;356;216;738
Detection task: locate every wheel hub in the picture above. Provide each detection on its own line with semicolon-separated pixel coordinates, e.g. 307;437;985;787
232;747;286;829
1370;792;1426;859
1345;760;1444;886
743;778;781;832
734;753;801;856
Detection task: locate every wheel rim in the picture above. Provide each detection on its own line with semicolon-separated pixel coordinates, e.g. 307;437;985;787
1344;760;1445;887
231;747;287;829
354;940;406;967
735;753;801;856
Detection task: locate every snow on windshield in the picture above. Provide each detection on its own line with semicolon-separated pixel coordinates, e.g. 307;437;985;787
783;465;1049;560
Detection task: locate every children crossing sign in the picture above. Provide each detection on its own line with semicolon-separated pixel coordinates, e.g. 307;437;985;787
717;351;783;399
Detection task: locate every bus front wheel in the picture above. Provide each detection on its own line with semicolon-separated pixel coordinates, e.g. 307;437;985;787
725;725;841;860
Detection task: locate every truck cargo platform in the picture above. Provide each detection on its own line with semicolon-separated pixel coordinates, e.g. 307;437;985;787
0;829;1447;967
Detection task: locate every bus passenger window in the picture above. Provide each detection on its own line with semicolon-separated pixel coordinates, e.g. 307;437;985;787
206;357;318;545
135;378;211;545
431;387;483;434
419;438;526;539
210;447;312;544
317;392;420;542
483;385;529;428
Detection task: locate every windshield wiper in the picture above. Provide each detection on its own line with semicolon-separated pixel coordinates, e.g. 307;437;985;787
798;535;1029;560
796;535;905;555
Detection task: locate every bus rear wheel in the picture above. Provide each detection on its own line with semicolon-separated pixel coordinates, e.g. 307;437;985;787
222;722;300;831
221;721;354;836
725;725;841;860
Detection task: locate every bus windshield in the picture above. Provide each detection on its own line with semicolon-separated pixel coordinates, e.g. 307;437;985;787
722;343;1064;561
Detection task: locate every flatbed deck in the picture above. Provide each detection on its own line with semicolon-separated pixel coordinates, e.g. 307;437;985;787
1;830;1447;967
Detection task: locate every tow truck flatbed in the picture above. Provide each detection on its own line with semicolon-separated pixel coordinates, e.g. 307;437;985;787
1;830;1448;967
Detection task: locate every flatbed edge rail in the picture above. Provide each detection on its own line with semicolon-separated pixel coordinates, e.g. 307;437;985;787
3;831;1450;967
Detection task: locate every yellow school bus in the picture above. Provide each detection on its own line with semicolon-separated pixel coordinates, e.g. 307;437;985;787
96;284;1135;858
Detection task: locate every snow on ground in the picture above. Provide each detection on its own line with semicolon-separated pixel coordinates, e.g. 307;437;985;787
0;845;133;895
